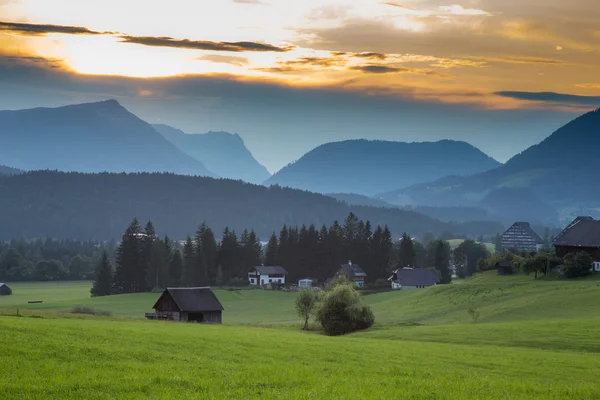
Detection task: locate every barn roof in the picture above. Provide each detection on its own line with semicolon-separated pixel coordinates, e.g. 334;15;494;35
389;268;437;287
553;217;600;248
153;287;224;312
251;266;288;275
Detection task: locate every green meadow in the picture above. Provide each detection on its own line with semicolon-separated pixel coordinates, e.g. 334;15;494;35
1;272;600;399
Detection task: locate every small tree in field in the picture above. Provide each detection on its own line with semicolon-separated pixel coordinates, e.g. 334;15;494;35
317;283;374;336
295;290;318;331
91;251;114;297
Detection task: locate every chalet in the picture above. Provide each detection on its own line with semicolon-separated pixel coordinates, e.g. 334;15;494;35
145;287;223;323
501;222;544;252
248;266;288;286
334;261;367;288
0;283;12;296
388;268;437;290
553;216;600;272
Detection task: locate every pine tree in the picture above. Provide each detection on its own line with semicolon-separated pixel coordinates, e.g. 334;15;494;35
168;248;183;287
433;240;452;284
91;251;113;297
264;233;278;266
138;221;156;292
182;236;196;286
217;227;239;282
397;232;416;269
114;218;142;294
197;222;218;282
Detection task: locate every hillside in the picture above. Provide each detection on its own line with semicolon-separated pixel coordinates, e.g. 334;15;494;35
383;108;600;225
0;171;503;240
0;100;215;177
0;165;21;176
326;193;395;208
265;139;500;195
154;124;270;184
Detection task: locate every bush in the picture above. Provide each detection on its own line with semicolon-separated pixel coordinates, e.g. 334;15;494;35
71;306;112;317
375;278;389;289
316;284;374;336
563;252;592;279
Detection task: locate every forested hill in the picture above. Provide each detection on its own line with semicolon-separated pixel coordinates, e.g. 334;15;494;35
265;139;500;195
153;124;271;184
0;165;21;176
0;171;503;240
0;100;216;177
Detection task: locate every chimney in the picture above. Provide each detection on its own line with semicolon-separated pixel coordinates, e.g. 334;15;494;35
348;260;352;266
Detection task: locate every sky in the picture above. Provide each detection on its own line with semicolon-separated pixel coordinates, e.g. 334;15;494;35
1;0;599;172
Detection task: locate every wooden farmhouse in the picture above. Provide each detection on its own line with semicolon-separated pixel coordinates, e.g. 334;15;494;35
553;216;600;272
334;261;367;288
146;287;223;323
388;268;437;290
0;283;12;296
501;222;544;252
248;266;288;286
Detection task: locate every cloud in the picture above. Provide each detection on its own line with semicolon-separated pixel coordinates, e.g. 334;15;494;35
354;52;387;60
196;54;249;67
349;64;453;78
118;35;292;52
232;0;265;3
575;83;600;90
495;91;600;106
0;20;113;36
437;5;491;16
282;56;347;67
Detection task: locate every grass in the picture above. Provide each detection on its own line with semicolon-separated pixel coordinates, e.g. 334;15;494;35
2;273;600;398
1;316;600;399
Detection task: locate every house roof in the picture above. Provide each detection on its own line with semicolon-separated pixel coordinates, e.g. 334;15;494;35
340;263;367;277
389;268;437;287
153;287;224;312
250;266;288;275
0;283;7;288
553;217;600;248
501;222;544;246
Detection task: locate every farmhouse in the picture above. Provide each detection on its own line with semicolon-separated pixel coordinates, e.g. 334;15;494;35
388;268;437;290
553;216;600;272
501;222;544;252
334;261;367;288
248;266;288;286
146;287;223;323
0;283;12;296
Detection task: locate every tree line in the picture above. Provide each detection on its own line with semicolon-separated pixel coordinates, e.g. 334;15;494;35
91;213;459;296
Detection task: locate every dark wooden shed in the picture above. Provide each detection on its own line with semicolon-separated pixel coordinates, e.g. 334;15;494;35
146;287;223;323
0;283;12;296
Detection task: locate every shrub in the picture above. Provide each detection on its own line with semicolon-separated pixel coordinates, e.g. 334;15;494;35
295;290;318;331
563;252;592;279
316;284;374;336
375;278;389;289
71;306;112;317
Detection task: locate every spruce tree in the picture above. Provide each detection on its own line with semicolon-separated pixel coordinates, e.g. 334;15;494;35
264;233;278;266
182;236;196;286
433;240;452;284
397;232;416;269
91;251;114;297
114;218;142;293
168;248;183;287
196;222;218;283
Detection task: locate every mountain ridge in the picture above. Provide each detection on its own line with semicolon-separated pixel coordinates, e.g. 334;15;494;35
0;100;216;177
153;124;270;184
265;139;501;195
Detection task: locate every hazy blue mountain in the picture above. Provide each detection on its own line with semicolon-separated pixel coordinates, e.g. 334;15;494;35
265;139;500;195
385;108;600;225
153;124;270;184
327;193;396;208
0;165;21;176
0;171;504;240
0;100;216;177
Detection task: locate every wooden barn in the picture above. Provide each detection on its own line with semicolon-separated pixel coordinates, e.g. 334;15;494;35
146;287;223;323
553;216;600;272
0;283;12;296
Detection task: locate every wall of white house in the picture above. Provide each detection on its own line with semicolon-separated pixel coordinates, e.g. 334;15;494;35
249;274;286;285
593;262;600;272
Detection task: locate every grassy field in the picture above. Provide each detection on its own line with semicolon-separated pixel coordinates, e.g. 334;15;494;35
1;273;600;398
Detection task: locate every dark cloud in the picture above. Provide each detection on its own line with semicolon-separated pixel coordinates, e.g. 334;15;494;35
495;91;600;106
354;52;388;60
119;35;291;52
350;64;403;73
0;20;113;36
282;56;347;67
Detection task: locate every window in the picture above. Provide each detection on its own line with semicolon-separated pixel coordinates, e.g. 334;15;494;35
269;279;272;283
594;262;600;272
250;279;255;284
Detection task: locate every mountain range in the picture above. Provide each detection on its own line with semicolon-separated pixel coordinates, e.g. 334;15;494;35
153;124;270;184
0;100;215;177
380;108;600;225
265;139;501;195
0;171;503;240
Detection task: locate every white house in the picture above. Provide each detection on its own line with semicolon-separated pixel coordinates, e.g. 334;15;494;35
248;266;288;286
298;278;314;288
388;268;437;290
